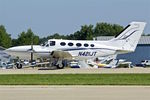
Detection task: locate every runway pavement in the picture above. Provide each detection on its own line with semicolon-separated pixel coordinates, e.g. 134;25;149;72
0;86;150;100
0;67;150;74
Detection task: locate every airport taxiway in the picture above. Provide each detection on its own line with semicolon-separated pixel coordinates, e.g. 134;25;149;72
0;67;150;74
0;86;150;100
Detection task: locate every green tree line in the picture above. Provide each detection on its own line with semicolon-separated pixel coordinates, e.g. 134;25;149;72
0;22;125;48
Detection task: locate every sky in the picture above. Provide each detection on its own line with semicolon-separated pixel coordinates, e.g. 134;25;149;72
0;0;150;38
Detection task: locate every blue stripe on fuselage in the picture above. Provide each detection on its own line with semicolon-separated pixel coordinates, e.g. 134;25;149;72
61;48;115;51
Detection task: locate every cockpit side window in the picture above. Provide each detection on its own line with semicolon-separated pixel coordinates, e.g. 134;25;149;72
50;41;56;46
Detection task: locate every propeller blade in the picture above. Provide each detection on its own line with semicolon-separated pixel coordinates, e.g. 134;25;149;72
31;42;33;63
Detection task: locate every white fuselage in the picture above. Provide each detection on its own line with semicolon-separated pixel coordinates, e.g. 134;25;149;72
5;39;119;60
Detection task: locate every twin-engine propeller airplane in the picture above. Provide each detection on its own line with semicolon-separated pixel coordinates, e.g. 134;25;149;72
5;22;146;69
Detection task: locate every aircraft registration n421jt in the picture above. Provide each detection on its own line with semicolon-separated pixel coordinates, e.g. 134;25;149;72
5;22;146;68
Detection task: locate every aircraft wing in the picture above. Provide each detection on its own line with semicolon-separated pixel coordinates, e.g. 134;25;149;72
51;50;72;59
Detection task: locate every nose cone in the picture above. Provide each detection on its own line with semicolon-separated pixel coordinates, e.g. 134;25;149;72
5;47;18;54
5;46;30;53
5;47;19;52
4;45;47;59
4;46;32;58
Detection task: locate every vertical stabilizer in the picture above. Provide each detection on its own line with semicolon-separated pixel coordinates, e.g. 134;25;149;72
110;22;146;52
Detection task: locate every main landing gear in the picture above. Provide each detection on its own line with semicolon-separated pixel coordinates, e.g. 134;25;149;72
56;59;65;69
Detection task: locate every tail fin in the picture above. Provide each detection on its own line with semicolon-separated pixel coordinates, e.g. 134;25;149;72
110;22;146;52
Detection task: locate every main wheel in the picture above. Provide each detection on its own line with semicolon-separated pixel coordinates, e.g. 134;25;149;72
16;63;22;69
56;63;64;69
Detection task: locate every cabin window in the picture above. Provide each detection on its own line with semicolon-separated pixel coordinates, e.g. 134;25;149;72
50;41;55;46
84;43;89;47
90;44;95;47
60;42;66;46
76;43;82;47
68;42;74;46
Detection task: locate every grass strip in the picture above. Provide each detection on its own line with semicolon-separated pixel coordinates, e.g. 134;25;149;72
0;74;150;85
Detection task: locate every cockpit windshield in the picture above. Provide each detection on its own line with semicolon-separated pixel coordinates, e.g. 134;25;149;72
41;41;48;47
41;41;56;47
41;42;46;46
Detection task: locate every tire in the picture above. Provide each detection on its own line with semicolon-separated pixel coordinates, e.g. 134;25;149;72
56;63;64;69
16;63;22;69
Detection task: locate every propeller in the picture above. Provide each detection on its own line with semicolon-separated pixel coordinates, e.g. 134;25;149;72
27;40;35;67
30;34;35;66
31;41;34;64
26;34;36;67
